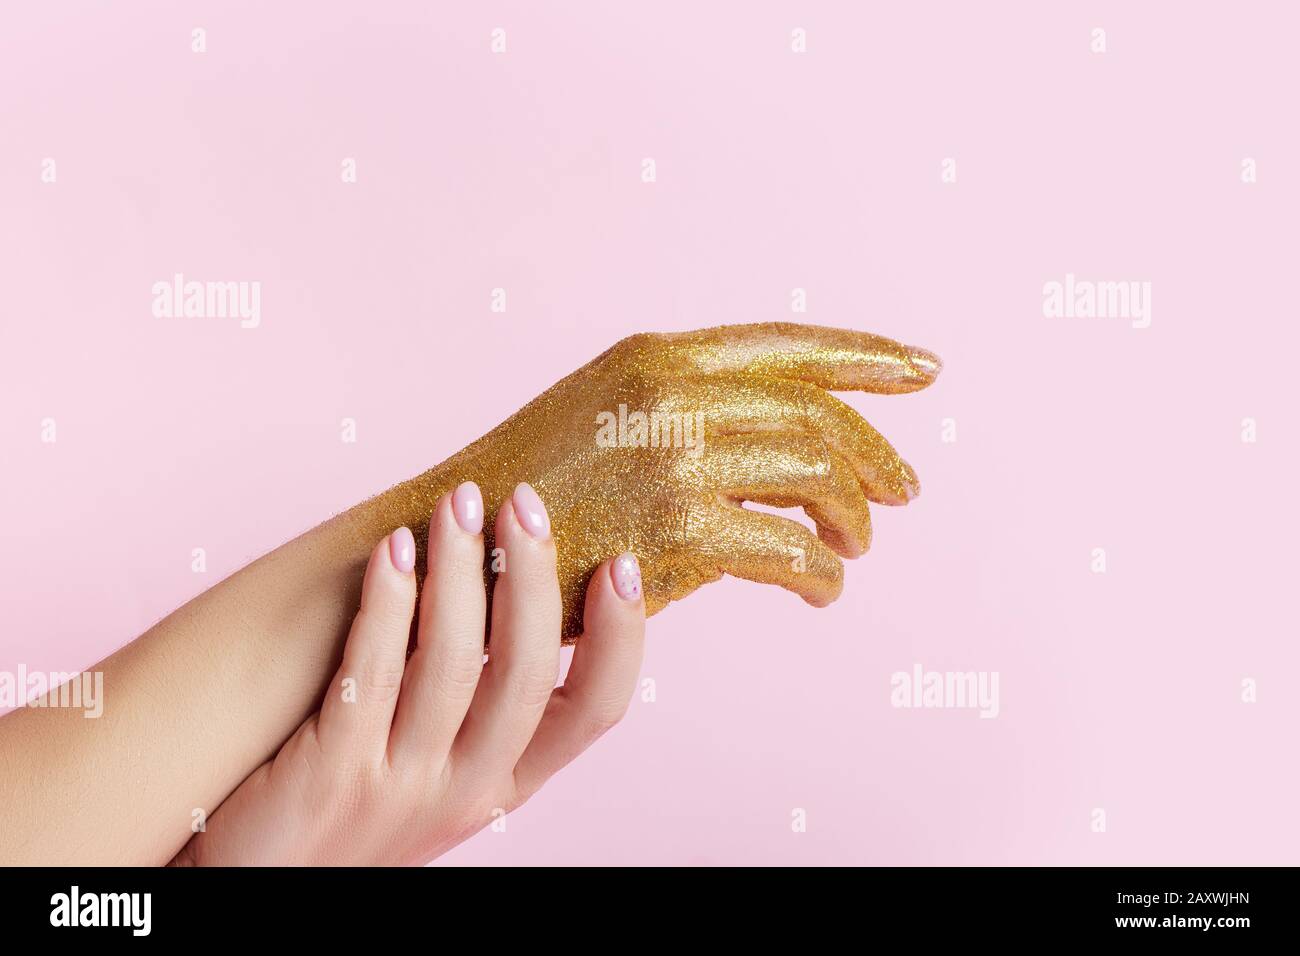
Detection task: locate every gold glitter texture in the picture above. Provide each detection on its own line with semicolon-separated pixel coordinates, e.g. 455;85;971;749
347;323;941;642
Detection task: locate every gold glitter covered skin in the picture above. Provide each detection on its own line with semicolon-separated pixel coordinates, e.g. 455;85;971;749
346;323;941;641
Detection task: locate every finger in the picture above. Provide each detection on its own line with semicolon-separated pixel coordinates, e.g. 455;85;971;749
690;375;920;504
453;483;562;775
665;322;942;394
388;483;487;768
317;528;419;764
687;500;844;607
512;553;646;801
688;432;872;557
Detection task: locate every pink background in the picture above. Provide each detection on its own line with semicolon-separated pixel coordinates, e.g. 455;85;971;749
2;2;1296;865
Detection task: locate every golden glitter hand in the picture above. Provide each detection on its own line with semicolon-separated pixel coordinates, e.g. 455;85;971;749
354;322;941;640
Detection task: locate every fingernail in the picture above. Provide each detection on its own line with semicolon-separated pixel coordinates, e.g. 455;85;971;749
390;526;416;573
452;481;484;535
610;552;642;602
901;461;921;501
512;482;551;540
907;347;943;379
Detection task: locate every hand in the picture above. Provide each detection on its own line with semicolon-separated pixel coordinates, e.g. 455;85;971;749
356;322;942;639
174;483;645;866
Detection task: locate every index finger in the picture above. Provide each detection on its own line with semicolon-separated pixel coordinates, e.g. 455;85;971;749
663;322;942;394
317;530;418;766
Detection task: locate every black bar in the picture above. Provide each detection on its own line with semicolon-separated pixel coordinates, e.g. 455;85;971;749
0;866;1280;942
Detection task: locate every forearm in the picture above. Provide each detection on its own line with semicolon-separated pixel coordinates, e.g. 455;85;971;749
0;466;457;865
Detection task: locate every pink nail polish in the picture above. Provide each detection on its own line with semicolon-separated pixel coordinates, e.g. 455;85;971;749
452;481;484;535
512;482;550;540
390;526;416;573
611;552;642;602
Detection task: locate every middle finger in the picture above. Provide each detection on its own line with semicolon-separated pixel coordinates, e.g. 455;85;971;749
453;483;562;776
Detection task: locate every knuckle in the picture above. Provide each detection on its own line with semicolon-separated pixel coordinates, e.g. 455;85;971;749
432;653;483;698
614;331;662;355
766;320;808;339
514;545;560;583
354;600;413;639
608;332;670;390
581;696;630;737
504;664;557;710
361;664;405;702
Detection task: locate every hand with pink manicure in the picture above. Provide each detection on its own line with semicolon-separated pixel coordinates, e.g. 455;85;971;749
172;482;645;866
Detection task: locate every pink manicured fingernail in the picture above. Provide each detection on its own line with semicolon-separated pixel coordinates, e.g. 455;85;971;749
611;552;642;602
512;482;550;539
390;526;416;573
452;481;484;535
